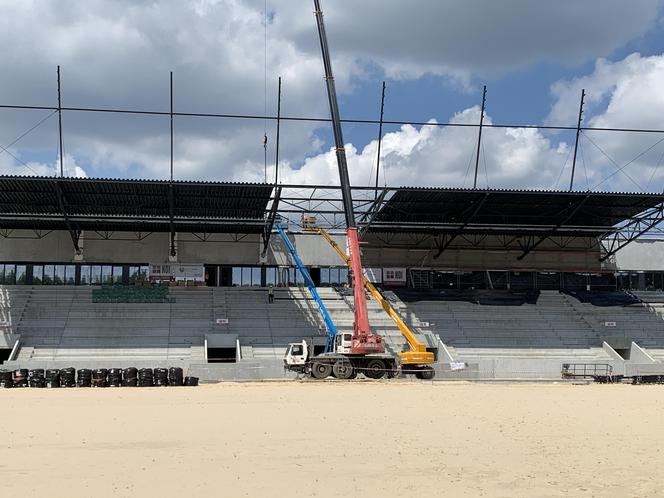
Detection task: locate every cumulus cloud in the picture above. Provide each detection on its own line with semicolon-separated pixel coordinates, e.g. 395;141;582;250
266;52;664;193
0;1;662;193
0;152;87;178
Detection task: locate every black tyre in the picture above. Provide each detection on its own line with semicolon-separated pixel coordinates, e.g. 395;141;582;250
311;361;332;379
419;367;435;380
363;359;385;379
183;376;199;386
332;359;353;380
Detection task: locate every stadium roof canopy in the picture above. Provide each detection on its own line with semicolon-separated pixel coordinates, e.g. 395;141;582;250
1;177;663;260
0;176;271;234
368;187;664;237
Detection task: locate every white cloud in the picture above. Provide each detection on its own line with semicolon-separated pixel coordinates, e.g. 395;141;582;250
0;1;662;193
0;152;87;178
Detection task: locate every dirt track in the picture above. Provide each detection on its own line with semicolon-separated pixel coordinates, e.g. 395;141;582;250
1;381;663;497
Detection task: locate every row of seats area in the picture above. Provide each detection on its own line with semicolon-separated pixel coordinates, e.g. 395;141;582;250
1;285;663;371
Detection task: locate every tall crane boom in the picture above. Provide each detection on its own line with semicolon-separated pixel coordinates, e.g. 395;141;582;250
313;0;383;355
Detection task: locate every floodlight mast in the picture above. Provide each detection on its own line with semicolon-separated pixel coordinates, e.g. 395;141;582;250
313;0;383;354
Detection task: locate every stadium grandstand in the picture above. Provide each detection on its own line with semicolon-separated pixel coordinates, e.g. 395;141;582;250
1;175;664;381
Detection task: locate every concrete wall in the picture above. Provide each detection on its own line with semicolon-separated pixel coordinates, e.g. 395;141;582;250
0;228;644;272
362;233;610;272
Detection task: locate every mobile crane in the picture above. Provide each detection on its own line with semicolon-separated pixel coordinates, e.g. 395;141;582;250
307;225;436;378
282;0;435;379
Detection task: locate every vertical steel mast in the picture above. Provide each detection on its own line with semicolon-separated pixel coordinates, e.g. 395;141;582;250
313;0;383;354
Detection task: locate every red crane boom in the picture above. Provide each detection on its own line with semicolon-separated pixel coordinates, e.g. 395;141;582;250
313;0;384;354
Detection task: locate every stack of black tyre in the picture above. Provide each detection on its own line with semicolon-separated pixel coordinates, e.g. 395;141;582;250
138;368;153;387
184;376;199;387
0;370;13;388
13;369;28;388
28;369;45;388
154;368;169;386
60;367;76;387
77;369;92;388
107;368;122;387
122;367;138;387
168;367;184;386
45;369;60;388
0;366;198;388
91;368;107;388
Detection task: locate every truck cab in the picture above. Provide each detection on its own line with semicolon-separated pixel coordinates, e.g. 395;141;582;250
284;340;309;371
334;333;353;354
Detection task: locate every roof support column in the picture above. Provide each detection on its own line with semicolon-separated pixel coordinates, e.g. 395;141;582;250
53;180;81;254
168;183;176;259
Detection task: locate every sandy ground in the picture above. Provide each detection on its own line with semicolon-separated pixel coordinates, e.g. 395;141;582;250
1;381;664;498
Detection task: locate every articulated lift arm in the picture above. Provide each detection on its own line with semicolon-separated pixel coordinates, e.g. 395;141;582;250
310;227;434;365
276;225;337;352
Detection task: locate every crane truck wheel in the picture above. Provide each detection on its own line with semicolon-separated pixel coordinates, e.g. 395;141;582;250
363;359;385;379
332;359;353;380
416;367;435;380
311;361;333;379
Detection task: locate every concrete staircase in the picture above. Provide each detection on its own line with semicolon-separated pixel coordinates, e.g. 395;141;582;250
211;286;326;359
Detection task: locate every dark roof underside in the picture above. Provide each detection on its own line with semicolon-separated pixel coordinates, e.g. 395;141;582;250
369;188;664;236
0;176;272;233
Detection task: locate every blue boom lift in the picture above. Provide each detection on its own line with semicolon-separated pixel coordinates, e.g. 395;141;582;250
275;224;337;351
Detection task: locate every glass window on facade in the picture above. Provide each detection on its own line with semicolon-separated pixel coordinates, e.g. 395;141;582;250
266;267;276;286
130;265;149;282
43;265;54;285
53;265;65;285
32;265;43;284
91;266;102;284
112;266;123;284
251;267;261;286
3;265;16;285
339;268;349;286
241;267;252;286
16;265;26;284
0;265;4;285
232;267;242;286
65;265;76;285
80;265;90;285
101;266;113;284
320;268;330;285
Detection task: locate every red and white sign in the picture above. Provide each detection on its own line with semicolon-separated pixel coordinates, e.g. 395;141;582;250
383;267;407;287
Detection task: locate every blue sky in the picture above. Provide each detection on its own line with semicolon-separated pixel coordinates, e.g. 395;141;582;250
0;0;663;192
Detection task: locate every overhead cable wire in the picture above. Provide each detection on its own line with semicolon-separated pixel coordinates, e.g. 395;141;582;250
645;147;664;191
553;139;574;190
2;103;664;135
586;132;664;191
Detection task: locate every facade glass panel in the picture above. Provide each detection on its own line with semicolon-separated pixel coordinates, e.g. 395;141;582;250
65;265;76;285
53;265;65;285
43;265;54;285
101;266;113;284
16;265;26;284
80;265;90;285
33;265;43;284
3;265;15;285
112;266;123;284
91;266;102;284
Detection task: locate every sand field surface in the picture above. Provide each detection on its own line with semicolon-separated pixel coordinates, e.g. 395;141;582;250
1;381;663;497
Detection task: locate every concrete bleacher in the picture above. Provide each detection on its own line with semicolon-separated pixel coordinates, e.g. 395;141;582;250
397;289;615;366
2;286;211;369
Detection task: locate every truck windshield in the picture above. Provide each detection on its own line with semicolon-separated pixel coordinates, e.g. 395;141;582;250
292;345;303;355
